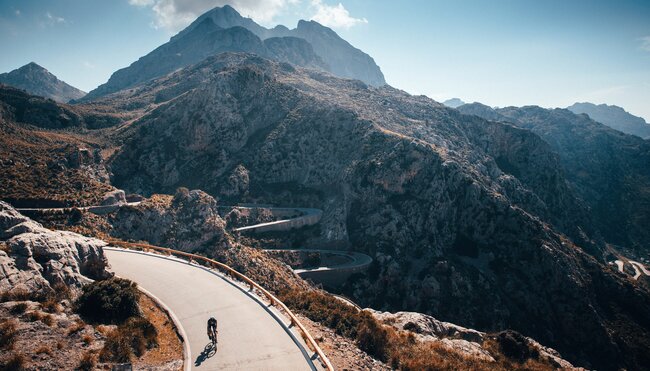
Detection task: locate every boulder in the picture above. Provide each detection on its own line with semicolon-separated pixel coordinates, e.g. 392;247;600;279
101;189;127;206
372;310;484;342
0;201;111;297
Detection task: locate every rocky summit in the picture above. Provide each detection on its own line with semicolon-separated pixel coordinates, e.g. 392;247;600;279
0;62;86;103
82;5;383;100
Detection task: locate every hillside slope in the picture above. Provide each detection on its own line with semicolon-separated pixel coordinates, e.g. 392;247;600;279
107;53;650;370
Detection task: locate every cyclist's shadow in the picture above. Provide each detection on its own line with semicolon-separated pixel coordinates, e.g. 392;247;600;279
194;341;218;367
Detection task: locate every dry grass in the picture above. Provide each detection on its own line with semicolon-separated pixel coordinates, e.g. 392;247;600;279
78;350;97;371
96;324;112;336
42;313;55;327
25;310;54;326
132;295;183;368
26;310;44;322
280;289;558;371
82;334;94;346
0;289;33;303
42;297;63;313
67;319;86;336
35;345;52;356
99;316;158;363
0;320;17;350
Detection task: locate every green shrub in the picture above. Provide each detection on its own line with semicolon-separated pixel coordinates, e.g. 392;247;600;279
76;278;140;324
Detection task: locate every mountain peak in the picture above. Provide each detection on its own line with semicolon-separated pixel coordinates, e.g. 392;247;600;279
442;98;466;108
24;61;45;69
0;63;85;103
18;62;50;74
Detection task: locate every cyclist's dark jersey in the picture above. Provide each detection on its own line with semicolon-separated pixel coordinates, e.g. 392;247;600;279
208;317;217;334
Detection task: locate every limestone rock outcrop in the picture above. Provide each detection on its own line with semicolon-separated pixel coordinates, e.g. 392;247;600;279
109;190;232;253
101;189;127;206
372;310;577;369
0;201;111;296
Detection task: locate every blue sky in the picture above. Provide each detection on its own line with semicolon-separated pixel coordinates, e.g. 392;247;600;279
1;0;649;121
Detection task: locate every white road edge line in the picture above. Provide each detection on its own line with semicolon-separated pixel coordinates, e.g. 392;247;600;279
104;246;319;371
135;282;191;371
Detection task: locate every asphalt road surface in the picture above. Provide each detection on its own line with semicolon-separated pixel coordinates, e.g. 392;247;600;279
105;248;316;371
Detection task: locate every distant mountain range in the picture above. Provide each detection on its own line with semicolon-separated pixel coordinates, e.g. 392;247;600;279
457;102;650;251
567;102;650;139
442;98;466;108
82;5;384;101
0;62;85;103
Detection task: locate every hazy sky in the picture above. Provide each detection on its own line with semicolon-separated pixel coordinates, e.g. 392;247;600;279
1;0;649;121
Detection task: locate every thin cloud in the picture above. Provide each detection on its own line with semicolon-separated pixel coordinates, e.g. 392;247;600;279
82;61;96;69
128;0;297;32
310;0;367;29
639;36;650;52
15;9;21;16
45;11;66;25
129;0;155;5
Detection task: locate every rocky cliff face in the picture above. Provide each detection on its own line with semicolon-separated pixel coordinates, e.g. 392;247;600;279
567;102;650;139
0;202;110;296
106;53;650;370
107;190;309;293
280;20;385;87
83;5;383;100
109;190;231;252
458;103;650;254
0;62;85;103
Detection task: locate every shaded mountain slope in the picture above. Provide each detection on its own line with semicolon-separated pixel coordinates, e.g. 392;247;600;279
82;17;327;101
178;5;385;86
458;103;650;253
0;62;85;103
107;53;650;370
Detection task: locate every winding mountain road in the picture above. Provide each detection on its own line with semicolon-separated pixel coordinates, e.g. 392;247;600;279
105;248;317;371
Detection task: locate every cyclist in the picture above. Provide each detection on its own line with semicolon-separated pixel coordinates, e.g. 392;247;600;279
207;317;218;345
